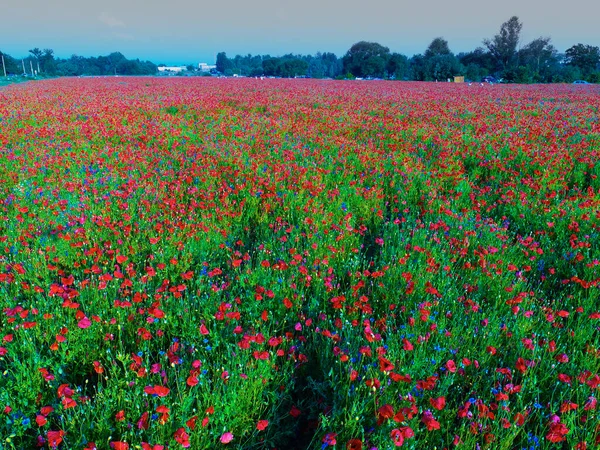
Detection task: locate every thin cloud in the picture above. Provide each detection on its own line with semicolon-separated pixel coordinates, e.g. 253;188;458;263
113;32;136;41
99;12;125;28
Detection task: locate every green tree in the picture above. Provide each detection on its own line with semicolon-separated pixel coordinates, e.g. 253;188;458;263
519;37;558;82
103;52;125;74
386;53;409;79
116;59;141;75
56;58;80;76
484;16;523;71
459;48;494;70
53;52;156;76
512;66;534;83
458;48;494;81
421;38;462;81
462;63;487;82
343;41;390;78
42;48;56;75
553;64;582;83
216;52;232;74
262;58;280;76
125;59;156;75
425;37;451;58
320;52;341;78
425;55;462;81
409;54;427;81
278;59;308;78
29;47;43;73
308;56;325;78
0;51;19;75
565;43;600;75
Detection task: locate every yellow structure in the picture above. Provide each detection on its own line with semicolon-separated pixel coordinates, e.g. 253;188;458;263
454;76;465;83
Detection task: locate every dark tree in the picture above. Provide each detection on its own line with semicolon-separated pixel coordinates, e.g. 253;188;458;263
343;41;390;78
51;52;155;76
116;60;141;75
0;51;19;75
425;38;451;58
386;53;409;79
95;52;127;75
565;43;600;75
519;37;558;81
307;52;340;78
56;57;80;76
216;52;232;74
409;54;427;81
458;47;494;69
42;48;56;74
308;54;325;78
458;47;494;80
420;38;462;81
278;59;308;78
262;58;279;76
28;47;43;73
28;48;43;59
484;16;523;71
320;52;341;78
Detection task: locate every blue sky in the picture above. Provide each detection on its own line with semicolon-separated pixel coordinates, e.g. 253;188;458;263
2;0;599;65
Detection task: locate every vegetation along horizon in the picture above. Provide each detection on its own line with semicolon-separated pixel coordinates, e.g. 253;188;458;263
0;77;599;449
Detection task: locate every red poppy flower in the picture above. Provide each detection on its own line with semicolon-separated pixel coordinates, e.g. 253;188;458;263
346;439;362;450
378;356;394;372
430;396;446;411
323;433;337;446
144;385;170;397
422;410;441;431
377;404;394;425
47;430;64;448
290;405;301;418
174;428;191;448
36;414;47;427
546;421;569;443
220;432;234;444
137;412;149;430
390;428;404;447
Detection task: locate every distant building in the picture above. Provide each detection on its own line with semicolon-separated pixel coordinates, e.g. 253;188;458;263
198;62;216;72
158;66;186;73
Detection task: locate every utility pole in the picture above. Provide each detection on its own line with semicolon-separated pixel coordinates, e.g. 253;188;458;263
1;54;6;77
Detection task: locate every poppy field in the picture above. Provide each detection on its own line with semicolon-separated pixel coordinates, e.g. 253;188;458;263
0;77;599;449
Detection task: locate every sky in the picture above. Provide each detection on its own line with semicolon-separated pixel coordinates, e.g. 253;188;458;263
1;0;599;65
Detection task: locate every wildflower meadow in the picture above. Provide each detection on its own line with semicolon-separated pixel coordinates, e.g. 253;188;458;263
0;78;599;449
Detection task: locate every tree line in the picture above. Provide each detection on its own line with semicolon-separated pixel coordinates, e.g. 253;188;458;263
216;17;599;83
0;49;157;77
2;16;599;82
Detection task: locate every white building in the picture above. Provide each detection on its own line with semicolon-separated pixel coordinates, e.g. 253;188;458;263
158;66;186;73
198;62;216;72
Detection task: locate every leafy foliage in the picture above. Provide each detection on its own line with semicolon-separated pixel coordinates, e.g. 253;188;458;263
342;41;391;78
484;16;523;71
565;44;600;75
